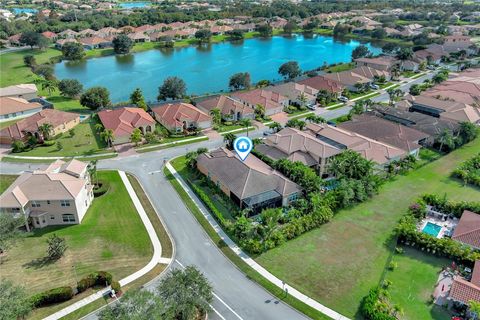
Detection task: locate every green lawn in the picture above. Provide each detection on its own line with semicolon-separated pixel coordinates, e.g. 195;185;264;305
13;119;108;157
215;123;244;133
0;175;17;193
0;171;152;296
324;62;355;73
255;138;480;318
385;247;452;320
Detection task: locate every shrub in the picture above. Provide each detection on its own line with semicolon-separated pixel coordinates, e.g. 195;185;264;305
110;280;121;294
93;181;110;197
388;261;397;270
76;271;114;293
360;287;396;320
30;286;74;307
77;275;95;293
42;140;55;147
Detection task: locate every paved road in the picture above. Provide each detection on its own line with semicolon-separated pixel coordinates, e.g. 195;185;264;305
0;70;436;320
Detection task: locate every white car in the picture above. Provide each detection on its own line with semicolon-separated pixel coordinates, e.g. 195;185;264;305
338;96;349;103
370;83;380;90
306;104;317;110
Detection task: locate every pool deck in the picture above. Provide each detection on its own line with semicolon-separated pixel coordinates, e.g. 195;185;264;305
418;216;458;239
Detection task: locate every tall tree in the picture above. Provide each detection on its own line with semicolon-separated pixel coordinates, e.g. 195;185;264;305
80;87;111;110
0;280;32;320
229;72;251;90
61;42;85;60
210;108;222;126
278;61;301;80
112;34;133;54
157;266;213;320
436;129;455;152
38;123;53;140
58;79;83;98
99;289;165;320
158;77;186;101
256;24;273;37
351;45;371;60
223;133;237;149
130;88;147;110
194;29;212;43
41;79;58;95
240;118;252;137
130;128;142;146
100;129;115;147
46;234;67;260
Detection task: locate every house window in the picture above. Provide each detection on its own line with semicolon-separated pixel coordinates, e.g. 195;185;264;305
288;193;299;202
61;200;70;207
11;208;20;213
47;200;50;204
62;214;75;222
50;215;55;220
31;201;41;208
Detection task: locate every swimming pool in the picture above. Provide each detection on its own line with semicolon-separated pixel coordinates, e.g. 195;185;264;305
422;222;442;237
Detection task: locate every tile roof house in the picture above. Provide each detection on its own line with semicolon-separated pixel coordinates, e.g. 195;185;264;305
0;97;43;123
306;123;406;166
0;159;93;230
196;95;254;122
0;83;38;100
256;127;342;177
297;76;344;96
41;31;57;40
449;260;480;306
55;38;79;49
424;69;480;106
406;95;480;124
322;69;372;92
265;82;319;107
354;56;400;72
78;36;112;50
338;114;430;156
152;103;211;133
0;109;80;144
98;107;155;145
58;29;78;39
372;104;459;144
231;89;288;116
452;210;480;249
197;148;302;214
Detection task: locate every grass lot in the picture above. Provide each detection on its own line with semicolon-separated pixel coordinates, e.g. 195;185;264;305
215;123;243;133
323;62;355;73
136;136;209;153
0;175;17;192
385;247;452;320
13;119;108;157
0;171;152;297
255;137;480;318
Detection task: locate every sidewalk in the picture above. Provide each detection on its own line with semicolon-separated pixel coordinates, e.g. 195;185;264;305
166;162;350;320
43;171;169;320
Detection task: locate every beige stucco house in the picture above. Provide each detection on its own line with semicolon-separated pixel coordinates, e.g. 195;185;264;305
0;159;93;230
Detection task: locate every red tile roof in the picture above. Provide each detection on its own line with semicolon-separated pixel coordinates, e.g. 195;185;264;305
152;103;211;129
452;210;480;249
232;89;287;111
297;75;344;93
98;107;155;138
450;276;480;304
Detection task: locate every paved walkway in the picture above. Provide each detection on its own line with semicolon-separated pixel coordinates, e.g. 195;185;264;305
43;171;169;320
166;163;350;320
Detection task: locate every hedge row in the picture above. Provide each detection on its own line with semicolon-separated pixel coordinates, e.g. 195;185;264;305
30;271;119;308
93;180;110;197
189;181;227;226
421;193;480;217
31;286;74;308
77;271;113;293
360;286;396;320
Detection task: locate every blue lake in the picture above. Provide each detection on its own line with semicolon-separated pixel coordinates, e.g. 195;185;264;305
118;2;151;9
54;35;382;102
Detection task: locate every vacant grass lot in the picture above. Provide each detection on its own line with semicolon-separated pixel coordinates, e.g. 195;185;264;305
0;171;152;295
13;119;108;157
256;138;480;318
385;247;452;320
0;175;18;192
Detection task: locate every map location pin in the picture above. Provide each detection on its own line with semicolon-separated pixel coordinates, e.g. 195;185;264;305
233;136;253;161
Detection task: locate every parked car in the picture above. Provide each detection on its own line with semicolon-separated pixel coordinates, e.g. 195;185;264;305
263;130;272;136
370;83;380;90
327;120;336;127
306;103;317;110
427;65;435;70
338;96;349;103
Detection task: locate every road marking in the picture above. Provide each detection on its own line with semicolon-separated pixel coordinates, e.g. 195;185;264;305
174;259;244;320
210;306;227;320
148;170;162;175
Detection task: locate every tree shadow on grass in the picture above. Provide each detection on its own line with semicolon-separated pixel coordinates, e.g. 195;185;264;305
22;256;55;270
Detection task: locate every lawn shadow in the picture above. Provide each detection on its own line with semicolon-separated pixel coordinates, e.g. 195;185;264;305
22;256;55;270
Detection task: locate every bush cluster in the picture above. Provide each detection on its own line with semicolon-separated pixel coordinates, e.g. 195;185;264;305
30;286;74;308
452;153;480;187
360;286;396;320
421;193;480;218
77;271;114;293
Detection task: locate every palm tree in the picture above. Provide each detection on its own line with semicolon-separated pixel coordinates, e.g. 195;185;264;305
94;123;104;133
391;64;401;81
41;79;58;96
254;104;266;119
88;160;98;186
268;121;282;133
210;108;222;127
240;118;252;137
223;132;237;149
130;128;142;146
38;123;53;140
306;114;326;124
436;129;455;152
298;92;307;107
100;129;114;147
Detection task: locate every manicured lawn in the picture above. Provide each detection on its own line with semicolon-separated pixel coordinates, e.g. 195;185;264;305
0;48;62;87
323;62;355;73
13;119;108;157
385;247;452;320
255;138;480;317
215;123;243;133
0;175;17;193
0;171;152;296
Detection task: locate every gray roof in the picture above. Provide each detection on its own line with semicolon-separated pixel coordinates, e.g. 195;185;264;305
197;148;301;200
